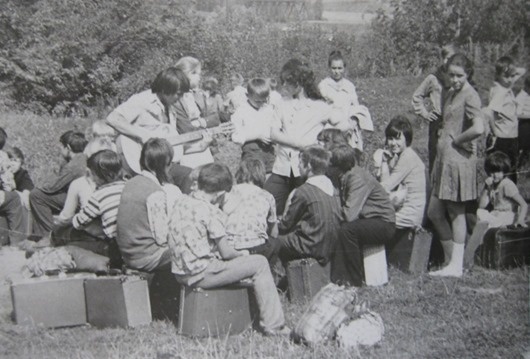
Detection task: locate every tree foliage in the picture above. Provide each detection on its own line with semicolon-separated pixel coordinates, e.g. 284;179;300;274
365;0;528;75
0;0;526;113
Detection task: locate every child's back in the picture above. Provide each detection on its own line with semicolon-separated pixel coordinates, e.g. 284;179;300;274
224;183;276;250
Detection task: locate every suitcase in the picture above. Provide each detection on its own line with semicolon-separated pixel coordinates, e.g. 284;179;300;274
10;273;95;328
177;285;252;337
477;226;530;269
286;258;330;302
387;229;432;274
148;270;181;322
84;276;152;328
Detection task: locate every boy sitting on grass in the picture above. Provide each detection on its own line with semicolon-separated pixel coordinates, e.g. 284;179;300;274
29;130;87;241
167;163;289;336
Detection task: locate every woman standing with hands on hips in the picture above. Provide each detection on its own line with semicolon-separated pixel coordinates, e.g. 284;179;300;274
427;53;484;277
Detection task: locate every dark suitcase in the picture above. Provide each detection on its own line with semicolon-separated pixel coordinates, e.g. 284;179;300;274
85;276;151;328
387;228;432;274
477;227;530;269
148;270;181;322
177;285;252;337
286;258;330;302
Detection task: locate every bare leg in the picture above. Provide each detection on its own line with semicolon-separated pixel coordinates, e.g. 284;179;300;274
430;201;466;277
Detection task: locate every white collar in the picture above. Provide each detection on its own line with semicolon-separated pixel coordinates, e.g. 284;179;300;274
306;175;334;196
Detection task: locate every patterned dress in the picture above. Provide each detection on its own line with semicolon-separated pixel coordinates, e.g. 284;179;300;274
431;82;482;202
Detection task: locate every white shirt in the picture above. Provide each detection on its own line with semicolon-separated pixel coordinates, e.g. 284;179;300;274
230;101;276;144
272;99;333;177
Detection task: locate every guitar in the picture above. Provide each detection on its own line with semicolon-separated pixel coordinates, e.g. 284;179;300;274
117;122;233;174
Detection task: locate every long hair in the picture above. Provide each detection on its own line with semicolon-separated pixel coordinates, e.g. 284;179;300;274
140;138;173;184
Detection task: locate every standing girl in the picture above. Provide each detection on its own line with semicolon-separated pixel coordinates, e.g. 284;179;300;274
428;53;484;277
264;58;341;215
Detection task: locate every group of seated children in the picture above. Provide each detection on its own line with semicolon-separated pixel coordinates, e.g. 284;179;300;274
1;50;529;336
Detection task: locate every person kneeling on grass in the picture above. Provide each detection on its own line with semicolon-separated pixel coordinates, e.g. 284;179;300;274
167;163;289;336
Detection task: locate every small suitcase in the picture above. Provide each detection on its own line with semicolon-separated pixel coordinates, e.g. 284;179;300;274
11;273;95;328
84;276;152;328
387;229;432;274
477;226;530;269
286;258;330;302
148;270;181;322
177;285;252;337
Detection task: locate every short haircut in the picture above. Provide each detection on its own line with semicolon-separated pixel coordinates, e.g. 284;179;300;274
447;53;474;82
175;56;201;75
87;150;122;184
300;145;331;175
198;163;233;193
247;78;270;99
330;144;357;173
494;56;516;80
140;138;173;184
151;67;190;96
235;158;266;188
0;127;7;150
385;115;413;146
7;147;24;164
230;73;244;85
317;128;348;149
60;131;88;153
328;50;344;67
84;137;117;157
202;76;219;95
484;151;512;175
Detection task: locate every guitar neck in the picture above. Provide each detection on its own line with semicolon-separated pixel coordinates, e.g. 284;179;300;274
165;131;204;146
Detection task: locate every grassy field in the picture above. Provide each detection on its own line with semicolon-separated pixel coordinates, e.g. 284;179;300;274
0;73;529;358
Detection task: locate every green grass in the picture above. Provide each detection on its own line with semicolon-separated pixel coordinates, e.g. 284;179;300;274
0;73;528;358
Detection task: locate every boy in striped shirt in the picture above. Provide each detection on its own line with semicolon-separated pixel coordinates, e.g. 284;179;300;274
71;149;125;241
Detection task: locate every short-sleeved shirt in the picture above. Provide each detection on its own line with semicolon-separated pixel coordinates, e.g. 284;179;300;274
272;99;333;177
223;183;277;250
168;192;226;277
488;177;519;213
107;89;175;129
488;82;517;138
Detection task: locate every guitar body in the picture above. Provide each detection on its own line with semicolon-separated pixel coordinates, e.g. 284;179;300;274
117;122;233;174
117;124;201;174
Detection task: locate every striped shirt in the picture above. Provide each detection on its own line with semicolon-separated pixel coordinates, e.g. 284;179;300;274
72;181;126;240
